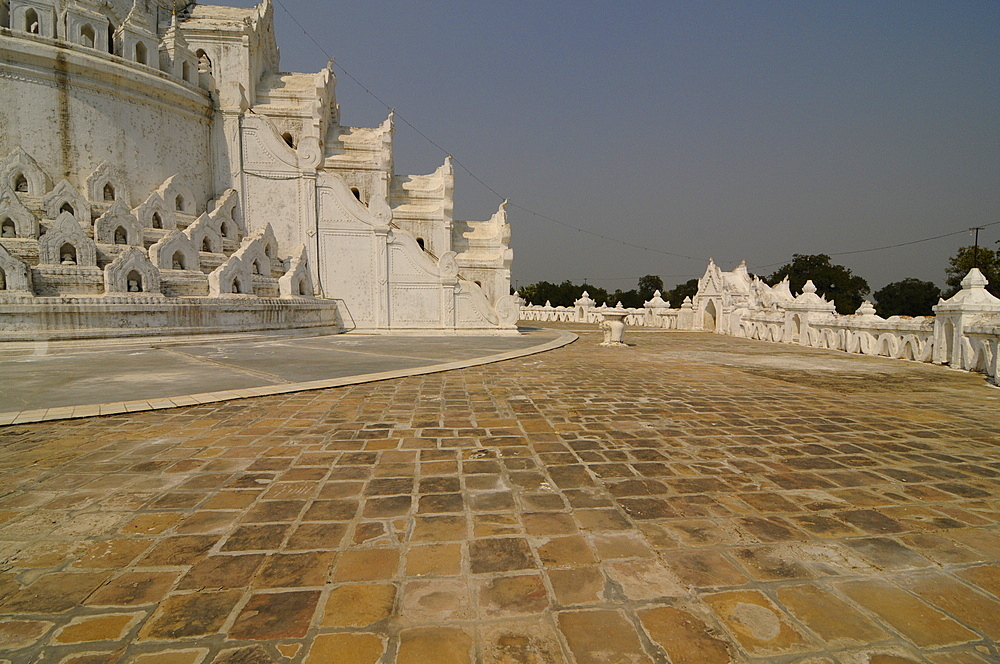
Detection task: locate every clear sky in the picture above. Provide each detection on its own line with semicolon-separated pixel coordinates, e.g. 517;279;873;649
229;0;999;294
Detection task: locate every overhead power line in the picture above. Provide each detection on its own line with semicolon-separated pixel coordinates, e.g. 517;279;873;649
270;0;707;263
749;220;1000;273
271;0;996;275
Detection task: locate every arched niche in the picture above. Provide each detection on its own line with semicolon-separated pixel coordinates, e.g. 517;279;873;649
208;254;253;297
38;212;97;266
0;184;40;238
148;229;199;271
135;192;176;231
0;243;32;294
0;148;50;197
94;202;142;246
42;180;90;224
104;246;161;295
87;162;129;207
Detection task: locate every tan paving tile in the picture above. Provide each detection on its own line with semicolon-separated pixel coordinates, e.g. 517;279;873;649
253;551;336;588
557;610;653;664
396;626;474;664
905;572;1000;639
129;648;209;664
661;549;749;588
703;588;819;656
321;583;396;627
85;571;180;606
0;619;54;651
177;554;264;590
332;548;400;582
0;571;112;613
228;590;321;640
837;579;979;648
546;566;606;606
637;605;733;664
469;537;535;574
137;591;241;640
303;633;384;664
404;543;463;576
477;573;549;617
955;564;1000;598
776;583;889;647
478;618;567;664
0;329;997;664
52;612;144;644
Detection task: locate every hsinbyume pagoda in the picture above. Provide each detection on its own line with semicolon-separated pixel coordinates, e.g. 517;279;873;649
0;0;517;339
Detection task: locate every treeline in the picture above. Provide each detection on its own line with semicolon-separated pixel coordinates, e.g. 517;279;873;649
517;275;669;309
515;245;1000;317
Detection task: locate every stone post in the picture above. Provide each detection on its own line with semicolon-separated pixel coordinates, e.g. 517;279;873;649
932;268;1000;367
784;280;836;345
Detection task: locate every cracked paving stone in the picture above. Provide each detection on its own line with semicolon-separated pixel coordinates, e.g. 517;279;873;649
0;329;998;664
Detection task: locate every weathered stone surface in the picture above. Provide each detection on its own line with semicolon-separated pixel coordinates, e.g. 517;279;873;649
53;612;143;643
637;606;732;664
0;619;53;651
546;567;606;606
228;590;321;640
400;579;473;622
138;591;241;640
129;649;210;664
837;579;979;647
470;538;535;574
661;549;749;588
703;589;817;656
0;572;111;613
906;572;1000;639
0;329;997;664
776;583;888;646
604;560;686;600
557;610;653;664
405;543;463;576
332;548;400;582
303;633;384;664
478;574;549;617
396;627;474;664
86;572;179;606
479;618;567;664
321;584;396;627
536;535;597;567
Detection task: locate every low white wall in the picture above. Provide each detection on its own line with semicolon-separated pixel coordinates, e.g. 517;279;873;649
518;273;1000;384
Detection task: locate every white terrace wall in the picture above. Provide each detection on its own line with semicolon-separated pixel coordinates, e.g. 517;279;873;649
0;4;215;212
517;270;1000;384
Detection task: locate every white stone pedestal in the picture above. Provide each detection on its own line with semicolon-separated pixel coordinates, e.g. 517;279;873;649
599;309;629;347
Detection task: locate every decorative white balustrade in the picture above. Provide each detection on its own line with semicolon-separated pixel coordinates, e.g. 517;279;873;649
517;270;1000;384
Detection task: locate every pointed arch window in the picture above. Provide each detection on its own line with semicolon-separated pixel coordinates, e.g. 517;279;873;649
24;8;39;34
80;23;95;48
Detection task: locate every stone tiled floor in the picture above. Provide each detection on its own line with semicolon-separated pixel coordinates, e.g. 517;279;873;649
1;328;999;664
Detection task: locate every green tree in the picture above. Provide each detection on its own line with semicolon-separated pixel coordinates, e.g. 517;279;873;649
943;245;1000;298
766;254;870;314
517;280;610;307
637;275;664;302
610;288;643;308
663;278;699;307
873;278;941;317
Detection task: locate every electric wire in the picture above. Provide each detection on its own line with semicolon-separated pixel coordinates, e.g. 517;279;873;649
270;0;996;280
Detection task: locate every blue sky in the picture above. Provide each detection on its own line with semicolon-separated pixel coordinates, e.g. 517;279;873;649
230;0;1000;293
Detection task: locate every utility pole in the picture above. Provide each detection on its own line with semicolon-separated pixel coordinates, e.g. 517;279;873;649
970;226;985;269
